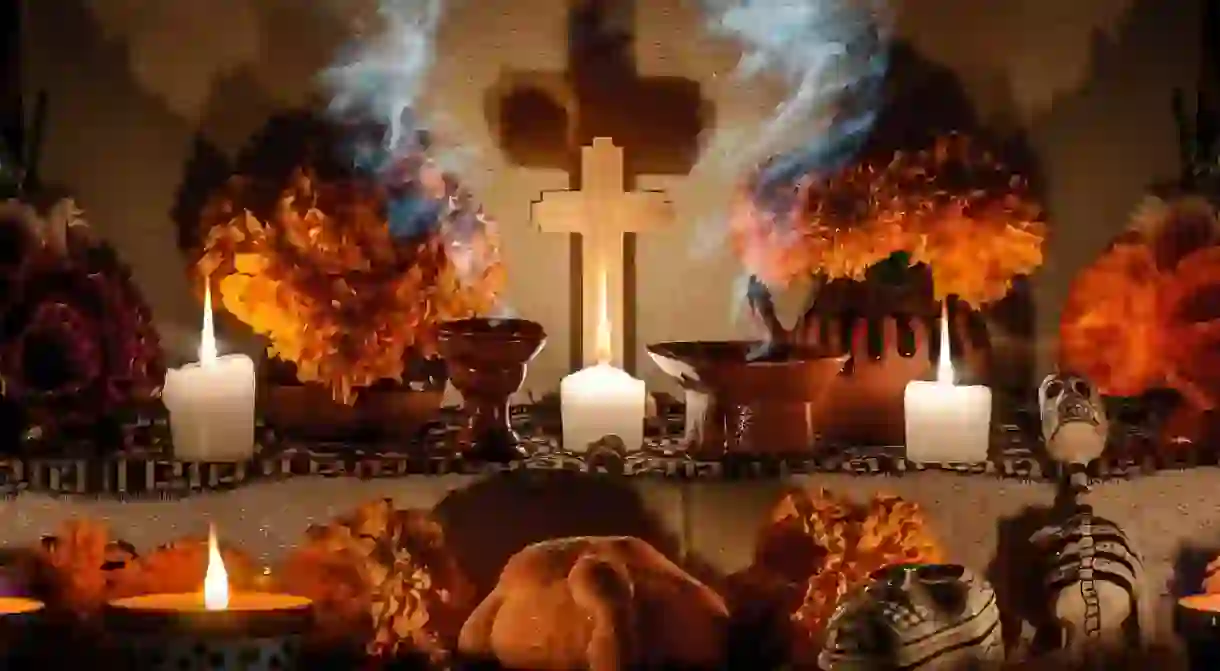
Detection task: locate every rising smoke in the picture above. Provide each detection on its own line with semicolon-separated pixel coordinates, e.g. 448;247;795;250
695;0;895;332
318;0;497;288
697;0;894;193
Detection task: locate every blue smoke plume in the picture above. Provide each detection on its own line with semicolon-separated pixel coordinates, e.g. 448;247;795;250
695;0;893;329
319;0;497;293
699;0;893;194
320;0;443;163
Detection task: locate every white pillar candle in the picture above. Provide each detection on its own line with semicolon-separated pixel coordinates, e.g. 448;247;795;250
162;286;256;462
903;306;992;463
560;268;646;452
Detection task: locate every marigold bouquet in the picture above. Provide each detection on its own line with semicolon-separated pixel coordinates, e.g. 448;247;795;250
196;143;505;404
728;488;943;667
1060;194;1220;408
729;134;1046;306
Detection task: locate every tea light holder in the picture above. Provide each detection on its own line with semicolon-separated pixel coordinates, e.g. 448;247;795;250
1177;594;1220;670
105;527;312;671
0;597;44;666
105;593;312;670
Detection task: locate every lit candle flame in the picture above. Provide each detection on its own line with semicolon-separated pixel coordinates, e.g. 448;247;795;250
200;284;217;366
936;303;954;385
594;265;612;365
203;524;229;610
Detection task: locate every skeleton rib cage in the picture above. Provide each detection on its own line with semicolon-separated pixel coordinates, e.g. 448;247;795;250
1037;509;1143;653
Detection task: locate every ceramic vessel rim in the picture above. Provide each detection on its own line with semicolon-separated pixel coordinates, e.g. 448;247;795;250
437;317;547;343
646;340;847;367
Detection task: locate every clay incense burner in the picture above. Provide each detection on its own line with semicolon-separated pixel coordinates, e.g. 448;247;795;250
437;318;546;462
646;341;847;457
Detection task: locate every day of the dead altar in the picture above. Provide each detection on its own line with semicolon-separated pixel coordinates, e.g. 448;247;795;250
4;0;1220;668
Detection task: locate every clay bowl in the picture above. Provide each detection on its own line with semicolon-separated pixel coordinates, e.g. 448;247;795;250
437;318;547;461
647;341;848;457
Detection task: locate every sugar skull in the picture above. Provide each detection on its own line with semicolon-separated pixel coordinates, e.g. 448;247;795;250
819;564;1004;670
1038;372;1108;466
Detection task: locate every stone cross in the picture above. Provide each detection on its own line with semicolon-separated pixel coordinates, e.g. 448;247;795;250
488;0;709;373
533;138;673;369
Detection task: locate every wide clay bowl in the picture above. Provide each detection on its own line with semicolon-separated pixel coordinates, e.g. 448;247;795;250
647;341;848;404
647;341;849;456
436;318;547;365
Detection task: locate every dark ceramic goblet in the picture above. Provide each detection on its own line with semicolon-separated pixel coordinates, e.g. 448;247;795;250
437;318;546;462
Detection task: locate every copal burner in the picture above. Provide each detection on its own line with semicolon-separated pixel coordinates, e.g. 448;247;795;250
105;526;312;671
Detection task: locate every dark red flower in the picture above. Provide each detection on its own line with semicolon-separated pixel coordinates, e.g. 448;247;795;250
0;221;165;434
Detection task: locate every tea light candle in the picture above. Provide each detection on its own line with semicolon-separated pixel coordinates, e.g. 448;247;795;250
1178;594;1220;670
903;306;992;463
162;285;257;462
106;526;312;671
0;598;43;667
561;270;645;452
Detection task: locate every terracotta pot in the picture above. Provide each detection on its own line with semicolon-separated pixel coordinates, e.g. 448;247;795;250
646;341;847;457
258;355;447;442
437;318;546;462
791;271;991;447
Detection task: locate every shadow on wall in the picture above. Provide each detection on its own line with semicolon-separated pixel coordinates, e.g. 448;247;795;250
985;504;1061;657
24;0;206;352
25;0;352;358
1022;0;1199;371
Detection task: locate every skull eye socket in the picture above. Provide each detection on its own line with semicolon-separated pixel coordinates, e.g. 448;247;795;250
1072;379;1092;397
1045;380;1064;398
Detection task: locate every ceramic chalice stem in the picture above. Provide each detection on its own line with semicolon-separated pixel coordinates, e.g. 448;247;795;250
437;318;546;462
450;362;526;456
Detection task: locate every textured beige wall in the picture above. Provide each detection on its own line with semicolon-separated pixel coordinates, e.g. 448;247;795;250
21;0;1199;396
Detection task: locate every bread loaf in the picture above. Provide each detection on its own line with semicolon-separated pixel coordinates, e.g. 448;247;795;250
458;536;728;670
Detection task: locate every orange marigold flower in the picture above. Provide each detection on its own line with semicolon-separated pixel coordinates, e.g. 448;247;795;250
729;134;1046;305
196;158;504;405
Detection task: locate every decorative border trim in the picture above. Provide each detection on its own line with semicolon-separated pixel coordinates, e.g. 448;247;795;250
3;407;1210;499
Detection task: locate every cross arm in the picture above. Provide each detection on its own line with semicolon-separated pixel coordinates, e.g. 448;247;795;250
532;191;589;234
611;190;674;233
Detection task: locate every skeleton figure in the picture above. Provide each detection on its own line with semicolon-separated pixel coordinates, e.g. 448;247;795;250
819;564;1004;670
1029;506;1144;664
1038;372;1108;495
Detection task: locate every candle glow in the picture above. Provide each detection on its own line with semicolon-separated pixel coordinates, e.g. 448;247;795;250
162;282;257;462
201;284;217;365
560;265;647;452
936;303;953;385
203;525;228;611
903;304;992;463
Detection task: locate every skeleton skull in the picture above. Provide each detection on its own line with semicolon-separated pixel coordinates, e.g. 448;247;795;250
1038;372;1108;465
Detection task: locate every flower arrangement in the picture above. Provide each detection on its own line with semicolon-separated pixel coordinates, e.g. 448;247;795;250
0;198;165;443
729;487;943;667
1060;194;1220;410
196;139;505;405
277;499;473;664
730;133;1046;306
